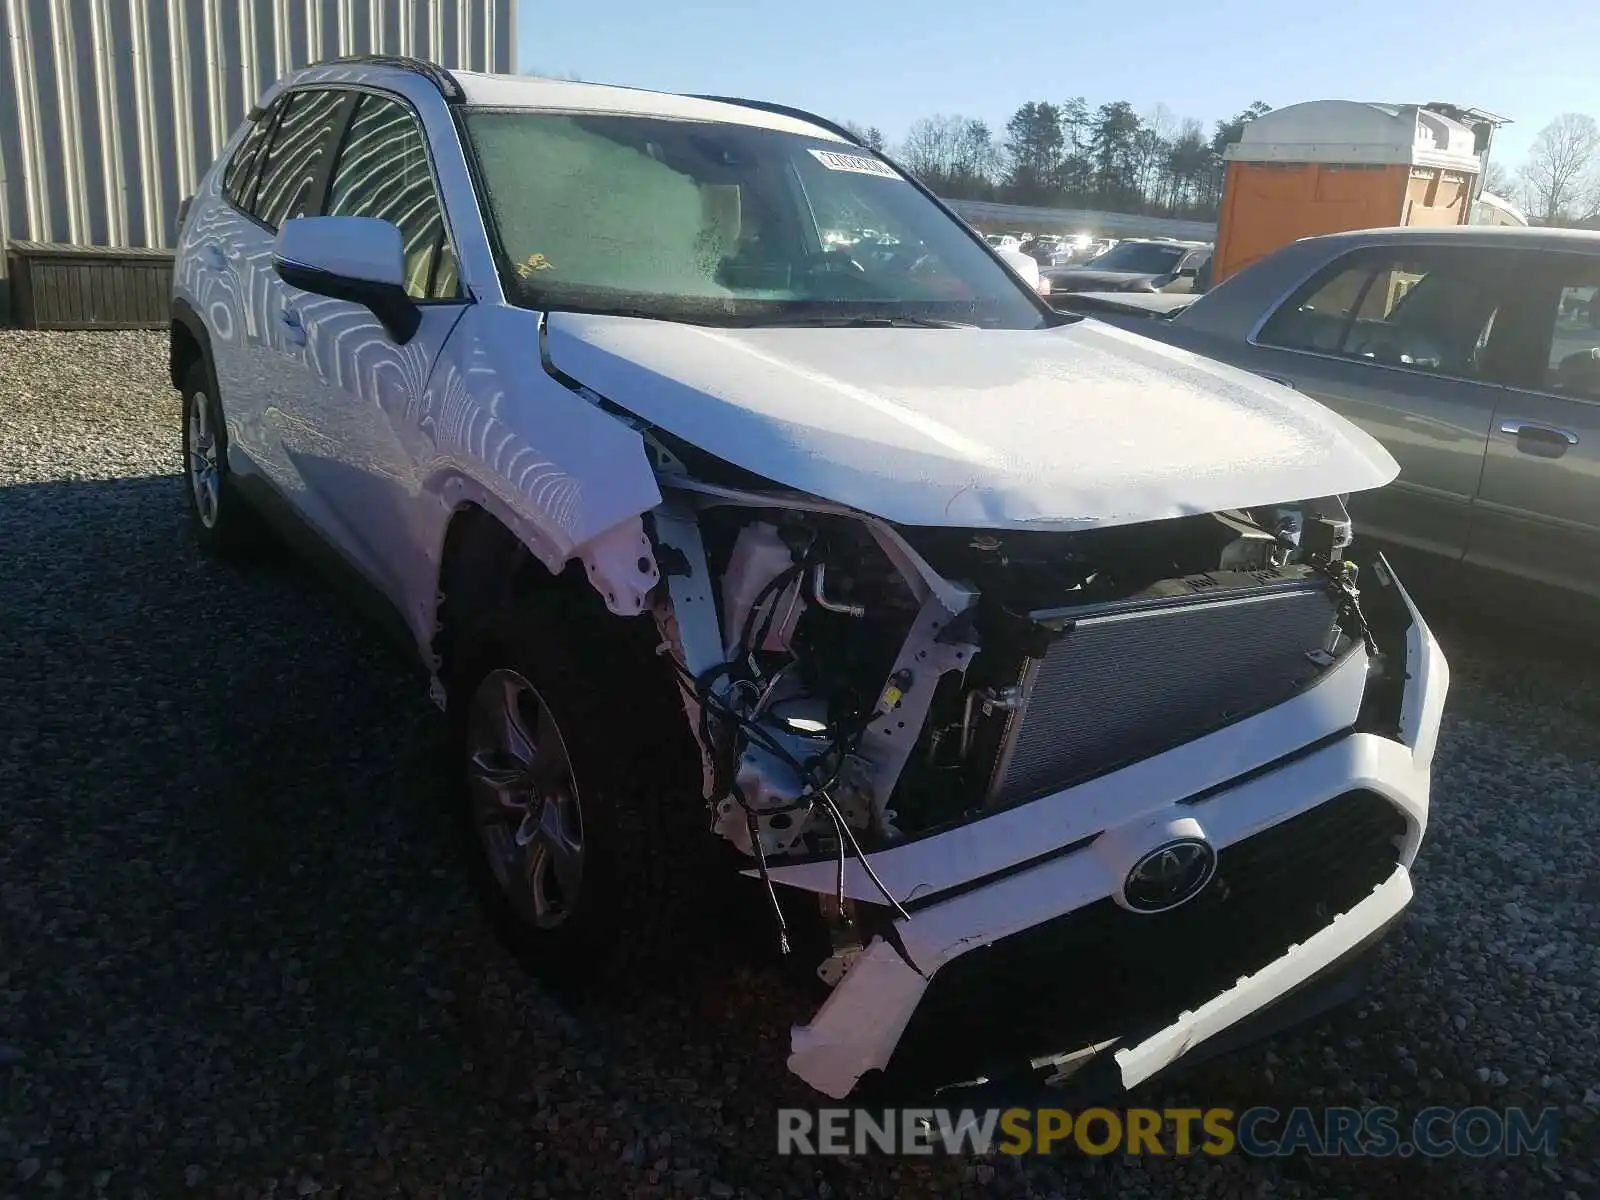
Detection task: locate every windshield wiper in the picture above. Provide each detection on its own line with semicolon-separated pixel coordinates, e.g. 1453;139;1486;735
734;313;976;329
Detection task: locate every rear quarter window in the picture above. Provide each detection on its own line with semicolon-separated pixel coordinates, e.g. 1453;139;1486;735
221;104;279;212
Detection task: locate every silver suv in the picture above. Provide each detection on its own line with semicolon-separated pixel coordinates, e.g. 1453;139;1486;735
171;56;1448;1100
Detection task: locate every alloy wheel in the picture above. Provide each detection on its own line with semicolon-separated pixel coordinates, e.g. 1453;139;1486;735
187;389;221;529
465;668;586;929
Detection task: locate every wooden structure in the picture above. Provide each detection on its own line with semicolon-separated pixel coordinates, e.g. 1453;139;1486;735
1213;102;1485;286
5;243;173;330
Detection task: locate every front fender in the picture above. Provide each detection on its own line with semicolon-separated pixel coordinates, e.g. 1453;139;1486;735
411;306;664;627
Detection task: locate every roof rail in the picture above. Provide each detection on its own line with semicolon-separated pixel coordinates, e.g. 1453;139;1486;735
319;54;466;103
687;95;865;147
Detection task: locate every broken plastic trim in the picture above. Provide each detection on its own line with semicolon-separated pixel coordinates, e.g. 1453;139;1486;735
1351;550;1413;740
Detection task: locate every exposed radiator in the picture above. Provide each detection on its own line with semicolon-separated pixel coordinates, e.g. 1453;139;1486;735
987;580;1342;805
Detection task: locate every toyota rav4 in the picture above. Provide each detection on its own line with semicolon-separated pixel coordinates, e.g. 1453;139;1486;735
171;56;1448;1100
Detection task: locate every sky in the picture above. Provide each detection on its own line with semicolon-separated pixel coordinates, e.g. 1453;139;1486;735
518;0;1598;178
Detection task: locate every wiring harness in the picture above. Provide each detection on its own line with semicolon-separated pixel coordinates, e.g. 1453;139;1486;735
658;556;910;957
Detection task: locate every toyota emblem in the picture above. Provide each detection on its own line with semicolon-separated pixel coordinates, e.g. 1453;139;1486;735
1123;838;1217;913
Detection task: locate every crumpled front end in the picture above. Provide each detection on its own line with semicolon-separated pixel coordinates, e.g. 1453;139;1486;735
777;558;1444;1099
635;439;1446;1100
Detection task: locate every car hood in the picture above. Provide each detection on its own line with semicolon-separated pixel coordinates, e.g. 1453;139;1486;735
542;311;1398;531
1043;267;1166;292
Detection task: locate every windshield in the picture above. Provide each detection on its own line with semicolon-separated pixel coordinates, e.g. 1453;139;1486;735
462;110;1049;329
1082;242;1189;274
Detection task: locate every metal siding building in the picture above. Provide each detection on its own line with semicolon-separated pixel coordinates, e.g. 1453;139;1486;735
0;0;513;283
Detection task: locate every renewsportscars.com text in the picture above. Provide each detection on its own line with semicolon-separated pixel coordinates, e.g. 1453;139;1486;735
777;1105;1561;1158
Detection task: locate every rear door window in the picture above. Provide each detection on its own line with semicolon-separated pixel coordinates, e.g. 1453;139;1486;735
1258;246;1514;379
251;88;353;230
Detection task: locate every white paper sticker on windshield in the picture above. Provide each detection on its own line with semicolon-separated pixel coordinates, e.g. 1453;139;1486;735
807;148;903;180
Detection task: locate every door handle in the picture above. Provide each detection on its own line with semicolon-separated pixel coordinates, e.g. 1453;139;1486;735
203;243;227;269
1499;419;1578;455
278;306;307;346
1253;372;1298;391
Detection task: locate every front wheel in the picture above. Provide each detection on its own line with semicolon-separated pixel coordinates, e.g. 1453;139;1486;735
448;597;713;995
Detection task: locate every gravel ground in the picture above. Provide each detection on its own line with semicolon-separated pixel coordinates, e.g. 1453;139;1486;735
1;329;1597;1199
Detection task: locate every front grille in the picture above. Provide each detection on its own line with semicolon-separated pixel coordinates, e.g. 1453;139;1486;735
888;790;1407;1088
988;581;1340;805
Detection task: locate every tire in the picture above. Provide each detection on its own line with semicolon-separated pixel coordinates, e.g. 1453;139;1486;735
447;589;714;996
180;360;258;559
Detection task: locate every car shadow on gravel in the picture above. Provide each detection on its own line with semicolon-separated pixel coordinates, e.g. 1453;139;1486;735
4;472;1596;1200
0;474;867;1197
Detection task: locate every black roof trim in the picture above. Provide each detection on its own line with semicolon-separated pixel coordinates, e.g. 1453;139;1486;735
687;95;865;146
319;55;466;103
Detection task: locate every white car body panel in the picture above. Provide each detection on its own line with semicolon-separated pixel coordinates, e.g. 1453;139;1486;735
270;282;469;602
173;71;667;644
544;312;1398;531
405;304;666;617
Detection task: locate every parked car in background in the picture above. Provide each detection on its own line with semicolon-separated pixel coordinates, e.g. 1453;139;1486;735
1043;238;1212;295
984;232;1022;252
997;244;1052;295
1023;235;1078;267
1089;226;1600;606
1021;235;1056;262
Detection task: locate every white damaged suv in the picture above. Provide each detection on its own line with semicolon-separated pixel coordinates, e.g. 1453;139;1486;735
171;57;1448;1101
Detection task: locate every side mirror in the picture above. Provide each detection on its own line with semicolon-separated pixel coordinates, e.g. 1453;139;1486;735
273;216;421;344
1177;264;1199;278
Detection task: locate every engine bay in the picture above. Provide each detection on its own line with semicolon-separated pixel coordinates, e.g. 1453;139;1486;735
644;464;1367;979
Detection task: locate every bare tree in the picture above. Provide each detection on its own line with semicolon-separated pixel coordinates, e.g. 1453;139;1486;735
841;121;887;152
1518;114;1600;224
898;115;1001;196
1480;160;1515;199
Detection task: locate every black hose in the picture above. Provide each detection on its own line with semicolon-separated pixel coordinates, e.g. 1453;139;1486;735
661;560;912;946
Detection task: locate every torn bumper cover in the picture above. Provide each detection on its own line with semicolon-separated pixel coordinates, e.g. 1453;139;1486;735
783;561;1448;1100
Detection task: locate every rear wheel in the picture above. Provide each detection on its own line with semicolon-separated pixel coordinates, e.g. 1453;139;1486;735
181;361;257;558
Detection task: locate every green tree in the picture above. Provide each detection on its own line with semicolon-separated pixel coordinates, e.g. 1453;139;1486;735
894;96;1267;218
1059;97;1093;202
1201;101;1271;207
1003;101;1066;204
1165;119;1212;214
1090;101;1142;205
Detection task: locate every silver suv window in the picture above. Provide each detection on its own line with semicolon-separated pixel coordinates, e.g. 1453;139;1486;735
325;94;460;300
252;88;350;231
221;103;279;212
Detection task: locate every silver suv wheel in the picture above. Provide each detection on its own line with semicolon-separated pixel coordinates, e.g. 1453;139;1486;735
187;387;221;529
465;668;586;929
